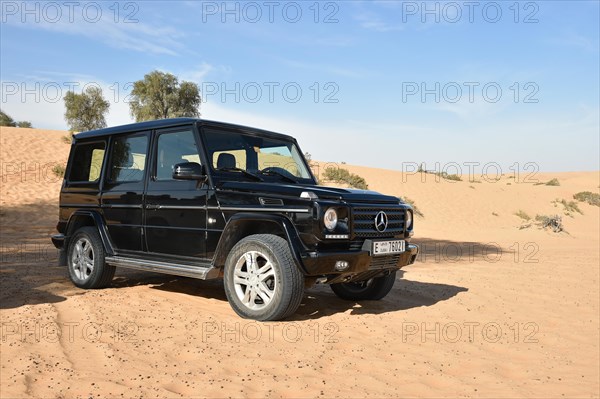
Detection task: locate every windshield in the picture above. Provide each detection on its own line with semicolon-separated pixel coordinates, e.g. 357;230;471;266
203;129;314;183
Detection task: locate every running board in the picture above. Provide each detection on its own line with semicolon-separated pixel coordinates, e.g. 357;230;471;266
105;256;220;280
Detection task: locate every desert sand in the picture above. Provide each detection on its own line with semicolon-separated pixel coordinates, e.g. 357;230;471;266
1;126;598;398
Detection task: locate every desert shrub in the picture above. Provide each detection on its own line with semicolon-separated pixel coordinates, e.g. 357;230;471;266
545;178;560;186
552;199;583;216
400;197;424;218
52;164;66;178
535;214;563;233
514;210;531;221
445;174;462;181
323;166;368;190
573;191;600;207
435;171;462;181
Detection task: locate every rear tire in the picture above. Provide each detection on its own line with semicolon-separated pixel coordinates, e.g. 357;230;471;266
67;227;115;289
223;234;304;321
330;271;397;301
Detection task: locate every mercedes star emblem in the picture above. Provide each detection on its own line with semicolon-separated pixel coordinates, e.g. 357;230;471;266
374;211;388;232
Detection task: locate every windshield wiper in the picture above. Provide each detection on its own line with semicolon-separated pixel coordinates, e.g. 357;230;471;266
259;169;298;184
217;167;264;181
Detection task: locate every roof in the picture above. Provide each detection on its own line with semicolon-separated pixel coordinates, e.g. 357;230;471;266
73;118;296;142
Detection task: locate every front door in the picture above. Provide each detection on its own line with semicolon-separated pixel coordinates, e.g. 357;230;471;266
144;127;208;259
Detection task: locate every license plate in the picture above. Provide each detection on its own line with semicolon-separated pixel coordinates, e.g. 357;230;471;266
372;240;405;256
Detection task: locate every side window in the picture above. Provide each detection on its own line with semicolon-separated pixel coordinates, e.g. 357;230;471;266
156;130;200;180
109;134;148;183
68;142;105;182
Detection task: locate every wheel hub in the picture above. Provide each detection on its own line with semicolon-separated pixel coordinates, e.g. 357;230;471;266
71;237;94;281
233;250;277;311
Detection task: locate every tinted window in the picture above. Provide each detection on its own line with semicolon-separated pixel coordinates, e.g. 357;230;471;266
109;135;148;182
68;142;105;182
156;130;200;180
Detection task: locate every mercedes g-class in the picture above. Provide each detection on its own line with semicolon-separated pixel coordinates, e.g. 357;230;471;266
51;118;418;320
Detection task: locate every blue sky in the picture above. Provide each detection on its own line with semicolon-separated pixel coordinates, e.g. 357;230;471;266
1;0;599;172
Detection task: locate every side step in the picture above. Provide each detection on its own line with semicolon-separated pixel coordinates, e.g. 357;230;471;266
105;256;220;280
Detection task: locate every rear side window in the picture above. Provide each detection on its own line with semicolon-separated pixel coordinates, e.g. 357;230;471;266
109;135;148;182
68;142;105;182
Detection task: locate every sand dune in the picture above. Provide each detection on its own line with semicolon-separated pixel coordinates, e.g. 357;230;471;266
1;127;598;398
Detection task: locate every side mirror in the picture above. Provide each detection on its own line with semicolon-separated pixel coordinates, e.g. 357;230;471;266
172;162;206;181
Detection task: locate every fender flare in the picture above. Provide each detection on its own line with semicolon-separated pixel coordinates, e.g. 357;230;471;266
212;212;308;274
65;210;115;255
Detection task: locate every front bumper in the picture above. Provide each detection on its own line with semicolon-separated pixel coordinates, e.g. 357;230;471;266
301;242;419;276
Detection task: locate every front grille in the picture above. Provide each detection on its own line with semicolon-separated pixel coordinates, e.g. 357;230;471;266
348;240;364;251
370;254;401;269
352;205;405;238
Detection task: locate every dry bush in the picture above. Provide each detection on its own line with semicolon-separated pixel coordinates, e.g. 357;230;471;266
52;164;66;178
514;210;531;221
323;166;368;190
400;197;424;218
552;199;583;216
573;191;600;207
535;214;564;233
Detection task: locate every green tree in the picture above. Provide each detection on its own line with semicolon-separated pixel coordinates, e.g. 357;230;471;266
129;70;201;122
0;110;16;127
63;86;110;132
1;110;33;128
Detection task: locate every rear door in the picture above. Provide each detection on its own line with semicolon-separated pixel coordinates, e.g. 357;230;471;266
101;131;150;253
144;126;208;259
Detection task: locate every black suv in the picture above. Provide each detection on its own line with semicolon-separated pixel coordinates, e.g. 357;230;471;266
51;118;418;320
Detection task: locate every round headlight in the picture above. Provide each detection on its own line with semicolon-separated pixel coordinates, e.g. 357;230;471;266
324;208;338;231
406;210;413;229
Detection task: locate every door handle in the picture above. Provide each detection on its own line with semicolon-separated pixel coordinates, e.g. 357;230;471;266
146;204;160;210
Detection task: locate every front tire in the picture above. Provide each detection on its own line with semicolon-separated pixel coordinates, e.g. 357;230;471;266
67;226;115;289
330;271;397;301
223;234;304;321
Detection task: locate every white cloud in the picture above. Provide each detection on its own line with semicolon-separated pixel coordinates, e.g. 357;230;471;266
355;13;404;32
550;32;599;53
278;58;365;79
1;73;132;130
3;6;185;56
180;63;216;83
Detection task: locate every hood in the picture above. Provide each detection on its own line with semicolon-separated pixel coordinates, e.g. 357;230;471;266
216;181;400;204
